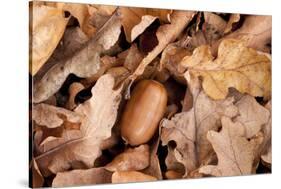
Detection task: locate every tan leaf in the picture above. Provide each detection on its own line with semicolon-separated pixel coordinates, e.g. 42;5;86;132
56;3;96;37
30;3;69;75
127;10;195;88
112;171;157;183
35;74;123;176
32;103;81;129
234;95;270;138
33;11;122;103
142;137;163;179
261;100;272;164
213;15;271;54
181;39;271;100
119;7;172;42
31;159;44;188
203;12;226;43
224;14;240;34
199;117;263;176
105;144;150;172
52;168;112;187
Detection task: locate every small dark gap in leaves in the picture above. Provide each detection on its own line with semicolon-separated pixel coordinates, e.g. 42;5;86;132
164;77;186;110
231;14;245;32
157;142;168;173
74;86;93;104
137;19;161;54
64;11;71;18
256;160;271;174
56;74;83;107
168;140;177;149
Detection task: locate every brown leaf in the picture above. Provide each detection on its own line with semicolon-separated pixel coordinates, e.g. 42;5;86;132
214;15;271;54
33;11;122;103
32;103;81;129
52;167;112;187
112;171;157;183
31;159;44;188
234;95;270;138
105;144;150;172
66;82;85;110
143;137;163;179
119;7;172;42
181;39;271;100
199;117;263;176
261;100;272;164
30;3;69;75
127;10;195;90
203;12;226;43
35;74;123;176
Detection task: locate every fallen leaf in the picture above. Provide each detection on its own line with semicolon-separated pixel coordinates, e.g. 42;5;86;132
32;103;81;129
261;100;272;164
143;137;163;179
127;10;195;89
33;11;122;103
111;171;157;183
234;95;270;138
119;7;172;42
213;15;272;54
199;117;263;176
35;74;123;176
52;168;112;187
66;82;85;110
105;144;150;172
181;39;271;100
203;12;226;43
30;3;69;75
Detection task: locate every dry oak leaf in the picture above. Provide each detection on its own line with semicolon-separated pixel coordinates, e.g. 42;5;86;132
127;10;195;90
261;100;272;164
35;74;123;176
105;144;150;172
32;103;81;129
112;171;157;183
235;95;270;138
30;3;69;75
199;117;263;176
33;11;122;103
52;167;112;187
119;7;172;42
181;39;271;100
212;15;272;55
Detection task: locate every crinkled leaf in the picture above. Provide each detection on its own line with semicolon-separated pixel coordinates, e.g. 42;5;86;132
30;3;69;75
33;11;122;103
35;74;123;176
181;39;271;100
199;117;263;176
52;168;112;187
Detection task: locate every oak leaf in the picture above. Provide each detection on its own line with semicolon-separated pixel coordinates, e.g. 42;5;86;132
30;3;69;75
181;39;271;100
35;74;123;176
199;117;263;176
33;11;122;103
52;168;112;187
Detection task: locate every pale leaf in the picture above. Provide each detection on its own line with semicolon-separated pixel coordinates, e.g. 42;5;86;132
30;3;69;75
52;168;112;187
199;117;263;176
35;74;123;176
